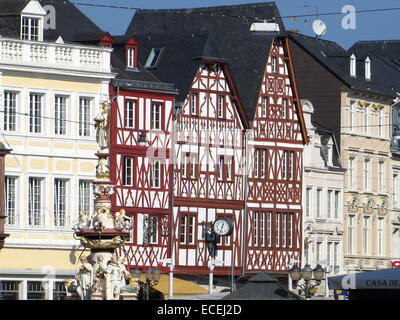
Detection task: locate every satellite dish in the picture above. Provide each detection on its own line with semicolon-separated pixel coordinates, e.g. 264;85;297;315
312;19;327;37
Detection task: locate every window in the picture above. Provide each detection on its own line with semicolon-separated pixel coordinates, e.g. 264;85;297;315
394;172;399;208
282;213;287;248
190;154;196;179
227;156;233;181
364;105;369;135
282;98;287;119
27;281;45;300
316;188;322;218
271;56;277;73
254;149;259;178
151;103;161;130
378;109;383;137
305;187;311;217
5;177;17;226
378;160;385;193
53;282;66;301
124;157;134;186
253;211;265;247
54;95;67;135
148;215;159;244
79;98;91;137
78;180;91;215
127;47;136;68
145;47;164;68
276;213;280;247
316;242;322;262
190;93;197;115
282;151;294;181
260;150;266;179
261;97;267;118
3;91;17;131
334;191;340;218
21;17;40;41
364;158;370;191
151;159;161;188
54;179;67;228
349;156;356;190
124;101;135;128
365;57;371;80
348;215;355;255
179;214;196;245
267;212;272;247
28;177;42;227
182;153;188;178
218;156;224;181
362;216;371;255
349;101;355;132
350;54;356;77
327;190;332;218
377;217;384;256
217;95;224;118
0;280;19;300
29;93;42;133
288;213;294;248
334;243;339;273
327;242;332;267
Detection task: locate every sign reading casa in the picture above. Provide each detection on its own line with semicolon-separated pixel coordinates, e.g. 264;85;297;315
366;280;400;288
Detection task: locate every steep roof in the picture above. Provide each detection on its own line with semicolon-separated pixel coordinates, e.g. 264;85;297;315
289;32;400;98
39;0;105;43
125;2;285;122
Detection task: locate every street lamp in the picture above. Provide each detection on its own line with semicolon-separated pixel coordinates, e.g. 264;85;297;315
289;264;325;300
131;268;161;300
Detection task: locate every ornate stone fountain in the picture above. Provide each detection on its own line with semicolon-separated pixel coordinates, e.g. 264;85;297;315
64;100;137;300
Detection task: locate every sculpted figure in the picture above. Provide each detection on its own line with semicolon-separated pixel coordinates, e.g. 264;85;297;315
114;209;133;232
105;255;124;300
75;256;93;300
94;101;110;151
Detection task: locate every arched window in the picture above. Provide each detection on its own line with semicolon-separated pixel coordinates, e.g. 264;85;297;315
350;54;356;77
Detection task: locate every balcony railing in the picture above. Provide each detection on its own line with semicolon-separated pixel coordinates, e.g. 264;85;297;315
0;37;112;74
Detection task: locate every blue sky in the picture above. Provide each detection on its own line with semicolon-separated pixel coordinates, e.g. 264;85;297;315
75;0;400;49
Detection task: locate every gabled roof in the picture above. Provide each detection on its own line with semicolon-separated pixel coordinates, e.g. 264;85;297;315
125;2;286;122
289;32;400;98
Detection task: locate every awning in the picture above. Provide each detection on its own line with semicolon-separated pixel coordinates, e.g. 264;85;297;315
139;274;209;298
328;268;400;290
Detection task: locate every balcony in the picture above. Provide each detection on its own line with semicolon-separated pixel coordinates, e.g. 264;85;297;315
0;37;112;75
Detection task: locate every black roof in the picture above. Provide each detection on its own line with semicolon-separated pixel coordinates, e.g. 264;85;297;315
289;32;400;98
39;0;105;43
125;2;286;122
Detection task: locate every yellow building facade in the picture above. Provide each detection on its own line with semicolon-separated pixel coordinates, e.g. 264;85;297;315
341;90;394;272
0;1;114;299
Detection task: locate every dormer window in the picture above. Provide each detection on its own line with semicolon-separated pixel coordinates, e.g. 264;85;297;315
20;1;47;41
350;53;356;78
21;16;40;41
145;47;164;69
127;47;136;68
365;56;371;80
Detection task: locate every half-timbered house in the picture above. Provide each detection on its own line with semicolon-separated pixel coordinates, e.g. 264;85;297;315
107;35;177;272
127;3;308;279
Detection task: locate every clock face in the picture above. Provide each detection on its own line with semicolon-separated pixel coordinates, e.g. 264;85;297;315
213;218;233;236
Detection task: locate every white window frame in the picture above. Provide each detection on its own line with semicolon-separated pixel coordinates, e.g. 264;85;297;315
28;177;43;228
127;47;135;68
151;159;161;188
124;157;134;186
365;56;371;80
261;97;267;118
79;97;91;137
3;91;17;132
78;180;92;216
5;176;18;226
349;155;357;190
377;217;384;256
21;16;41;41
151;103;161;130
29;93;43;134
125;100;135;128
305;187;312;217
190;93;197;115
378;160;385;193
364;158;371;191
316;188;322;218
54;95;67;135
217;95;224;118
362;216;371;255
53;178;68;229
348;214;355;255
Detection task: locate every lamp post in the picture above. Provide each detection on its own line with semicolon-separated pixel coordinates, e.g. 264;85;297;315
289;264;325;300
132;268;161;300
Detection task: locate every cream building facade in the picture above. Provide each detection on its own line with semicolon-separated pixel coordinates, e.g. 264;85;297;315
0;0;114;299
341;91;393;272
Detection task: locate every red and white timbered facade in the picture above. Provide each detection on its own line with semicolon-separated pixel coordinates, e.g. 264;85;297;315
110;84;176;272
245;38;307;273
173;62;248;274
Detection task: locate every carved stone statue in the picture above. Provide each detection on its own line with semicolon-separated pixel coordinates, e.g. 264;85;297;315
94;101;110;152
105;255;125;300
75;256;94;300
114;209;133;232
